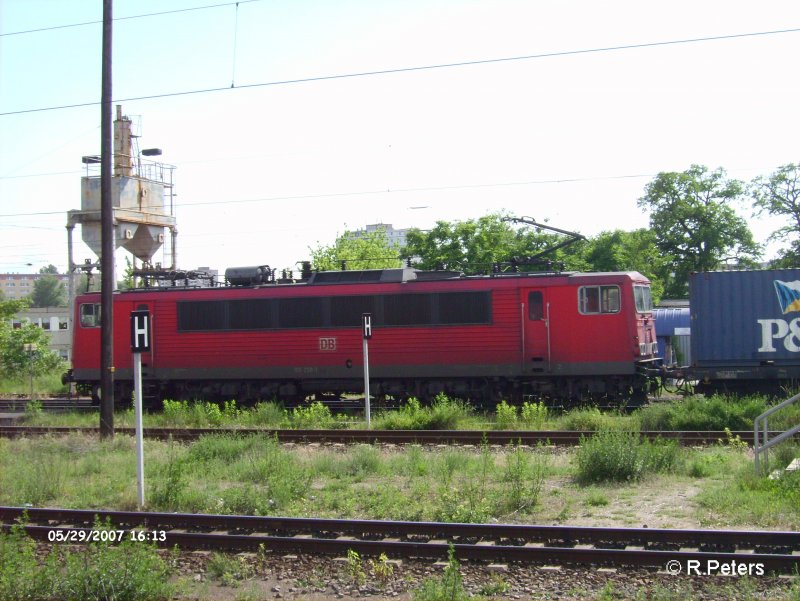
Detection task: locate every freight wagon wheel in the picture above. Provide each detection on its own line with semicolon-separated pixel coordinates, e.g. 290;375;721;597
90;384;101;406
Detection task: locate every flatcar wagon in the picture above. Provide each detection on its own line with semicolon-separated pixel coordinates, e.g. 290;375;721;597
65;267;658;406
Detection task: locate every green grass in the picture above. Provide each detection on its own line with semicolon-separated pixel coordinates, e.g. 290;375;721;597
1;430;798;529
0;433;554;523
0;373;68;396
697;466;800;528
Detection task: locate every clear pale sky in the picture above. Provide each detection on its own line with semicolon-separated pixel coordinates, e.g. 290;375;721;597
1;0;799;276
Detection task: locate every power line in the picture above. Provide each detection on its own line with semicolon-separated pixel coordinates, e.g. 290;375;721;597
2;26;798;118
0;165;777;219
0;171;658;218
0;0;263;37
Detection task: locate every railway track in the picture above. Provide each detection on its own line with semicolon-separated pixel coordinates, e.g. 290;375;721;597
0;397;94;413
0;397;379;413
1;506;798;574
0;426;786;446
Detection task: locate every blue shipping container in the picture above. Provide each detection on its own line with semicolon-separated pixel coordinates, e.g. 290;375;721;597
690;269;800;367
653;308;691;366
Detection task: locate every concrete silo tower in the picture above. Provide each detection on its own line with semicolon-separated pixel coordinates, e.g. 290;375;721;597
67;105;178;292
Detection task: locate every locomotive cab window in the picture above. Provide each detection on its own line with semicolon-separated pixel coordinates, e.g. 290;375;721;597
634;285;654;313
79;303;101;328
579;285;620;314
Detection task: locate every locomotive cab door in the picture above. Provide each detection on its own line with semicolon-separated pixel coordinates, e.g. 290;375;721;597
521;290;550;373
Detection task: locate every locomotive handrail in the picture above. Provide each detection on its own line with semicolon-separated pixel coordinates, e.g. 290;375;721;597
754;390;800;475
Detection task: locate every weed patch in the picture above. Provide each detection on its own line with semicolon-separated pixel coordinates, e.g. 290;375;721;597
13;455;65;505
637;395;766;431
500;441;549;512
343;444;383;479
521;400;548;428
558;406;624;431
375;395;473;430
207;551;254;587
575;430;680;483
188;433;260;463
149;439;188;511
0;522;173;601
234;437;311;509
494;400;518;429
413;544;467;601
290;401;335;428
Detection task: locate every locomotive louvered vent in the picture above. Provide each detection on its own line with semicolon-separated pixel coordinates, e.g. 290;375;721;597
413;270;462;281
307;268;464;285
309;268;410;284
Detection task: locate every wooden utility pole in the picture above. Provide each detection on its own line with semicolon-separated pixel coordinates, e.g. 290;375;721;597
100;0;115;438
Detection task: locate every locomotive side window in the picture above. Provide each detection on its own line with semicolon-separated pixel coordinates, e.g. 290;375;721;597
384;294;432;326
176;291;492;331
178;300;226;331
438;292;491;325
277;297;324;328
634;285;654;313
528;292;544;320
229;299;274;329
579;285;620;314
79;303;101;328
331;295;377;327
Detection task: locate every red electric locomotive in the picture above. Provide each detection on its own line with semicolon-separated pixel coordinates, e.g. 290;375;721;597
66;267;658;406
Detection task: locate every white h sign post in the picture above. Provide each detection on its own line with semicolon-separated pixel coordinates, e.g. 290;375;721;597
130;310;150;509
362;313;372;428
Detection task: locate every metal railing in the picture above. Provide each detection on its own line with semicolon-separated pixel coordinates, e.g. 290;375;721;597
754;390;800;475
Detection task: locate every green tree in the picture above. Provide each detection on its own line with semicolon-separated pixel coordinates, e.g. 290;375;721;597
30;275;67;308
119;256;136;290
750;163;800;267
404;213;588;275
583;229;665;302
638;165;760;298
309;228;402;271
0;299;64;381
39;264;59;275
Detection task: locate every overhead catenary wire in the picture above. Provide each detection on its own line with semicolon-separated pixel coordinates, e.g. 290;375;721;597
0;163;783;219
0;171;661;218
0;0;265;37
1;26;799;117
230;2;240;88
